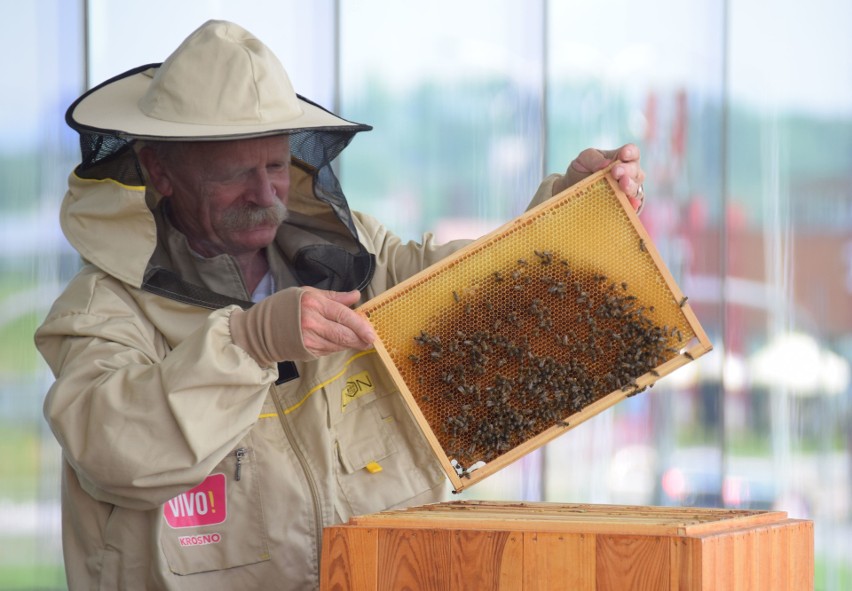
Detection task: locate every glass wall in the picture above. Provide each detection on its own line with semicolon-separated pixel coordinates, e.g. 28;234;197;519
0;1;83;588
724;4;852;588
2;1;849;588
540;0;729;509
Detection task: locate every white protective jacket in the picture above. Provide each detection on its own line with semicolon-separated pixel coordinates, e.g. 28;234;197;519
36;153;556;590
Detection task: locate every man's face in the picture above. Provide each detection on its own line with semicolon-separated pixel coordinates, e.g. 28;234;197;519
152;135;292;258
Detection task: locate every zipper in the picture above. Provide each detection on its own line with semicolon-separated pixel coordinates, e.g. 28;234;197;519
271;393;324;563
234;447;248;481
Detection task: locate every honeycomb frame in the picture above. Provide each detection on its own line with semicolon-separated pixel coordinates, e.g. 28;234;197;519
358;166;712;492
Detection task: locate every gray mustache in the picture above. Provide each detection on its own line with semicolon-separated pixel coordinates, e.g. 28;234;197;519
221;200;288;231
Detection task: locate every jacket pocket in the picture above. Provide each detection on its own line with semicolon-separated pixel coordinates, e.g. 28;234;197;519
334;385;445;517
159;444;270;575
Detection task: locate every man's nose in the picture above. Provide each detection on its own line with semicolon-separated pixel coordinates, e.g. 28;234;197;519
249;169;278;206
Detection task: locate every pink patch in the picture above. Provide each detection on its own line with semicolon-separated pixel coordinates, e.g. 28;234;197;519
164;473;227;529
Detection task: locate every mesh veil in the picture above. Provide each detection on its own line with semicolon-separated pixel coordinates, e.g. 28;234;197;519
66;63;371;239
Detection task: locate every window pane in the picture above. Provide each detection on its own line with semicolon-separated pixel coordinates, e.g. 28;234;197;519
339;0;545;245
0;1;83;588
339;0;547;498
545;0;727;505
728;1;852;587
87;0;337;107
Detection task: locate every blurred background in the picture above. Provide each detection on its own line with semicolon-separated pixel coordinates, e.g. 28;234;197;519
1;1;850;589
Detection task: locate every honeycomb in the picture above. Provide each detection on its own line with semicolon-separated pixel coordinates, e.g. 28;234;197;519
359;167;711;490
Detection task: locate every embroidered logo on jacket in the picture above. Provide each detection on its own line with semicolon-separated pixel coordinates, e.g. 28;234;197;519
341;370;375;410
178;533;222;547
164;473;227;529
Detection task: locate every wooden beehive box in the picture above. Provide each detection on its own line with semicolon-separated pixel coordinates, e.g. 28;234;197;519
321;501;813;590
358;166;712;492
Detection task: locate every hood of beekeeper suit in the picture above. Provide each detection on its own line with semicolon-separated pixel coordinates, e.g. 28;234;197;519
62;19;374;305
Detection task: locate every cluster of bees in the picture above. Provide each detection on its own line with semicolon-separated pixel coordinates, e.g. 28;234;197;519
404;250;685;474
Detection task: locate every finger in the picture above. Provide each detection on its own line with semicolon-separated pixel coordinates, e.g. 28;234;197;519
332;305;376;345
618;174;642;198
577;148;616;173
615;143;640;163
626;180;646;213
303;286;362;307
597;147;620;162
322;289;375;344
627;194;642;212
301;291;375;355
557;146;638;196
611;160;644;192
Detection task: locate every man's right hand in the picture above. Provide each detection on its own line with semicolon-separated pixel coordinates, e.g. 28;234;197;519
299;287;376;356
229;287;376;367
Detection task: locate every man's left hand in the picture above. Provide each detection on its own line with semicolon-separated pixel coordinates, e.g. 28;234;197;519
552;143;646;213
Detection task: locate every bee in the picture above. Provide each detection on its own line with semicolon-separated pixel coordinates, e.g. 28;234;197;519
679;296;689;307
534;250;553;265
626;387;646;398
452;290;460;303
639;239;647;252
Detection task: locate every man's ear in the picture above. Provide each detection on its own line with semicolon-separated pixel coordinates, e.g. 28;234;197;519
137;146;174;197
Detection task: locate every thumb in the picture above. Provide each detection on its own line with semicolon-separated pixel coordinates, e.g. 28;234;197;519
574;148;617;174
307;288;362;307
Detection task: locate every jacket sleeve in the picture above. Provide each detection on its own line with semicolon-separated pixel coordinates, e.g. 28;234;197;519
354;175;561;292
35;269;277;510
353;211;471;294
527;174;560;211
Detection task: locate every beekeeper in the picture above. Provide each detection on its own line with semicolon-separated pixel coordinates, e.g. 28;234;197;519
35;19;645;590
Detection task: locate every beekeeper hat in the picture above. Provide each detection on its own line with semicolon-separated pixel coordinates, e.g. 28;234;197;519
67;19;366;140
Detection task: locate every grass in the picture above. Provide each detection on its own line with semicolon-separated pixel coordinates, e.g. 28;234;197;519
0;422;55;501
816;557;852;591
0;532;65;591
0;310;42;376
0;564;66;590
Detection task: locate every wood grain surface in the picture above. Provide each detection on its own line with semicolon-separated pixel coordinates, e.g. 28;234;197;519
320;502;814;591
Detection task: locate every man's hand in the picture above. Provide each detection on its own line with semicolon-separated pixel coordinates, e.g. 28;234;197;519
229;287;375;367
300;287;375;356
552;143;646;212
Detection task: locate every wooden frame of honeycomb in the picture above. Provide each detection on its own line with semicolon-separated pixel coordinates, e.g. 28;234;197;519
358;165;712;492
